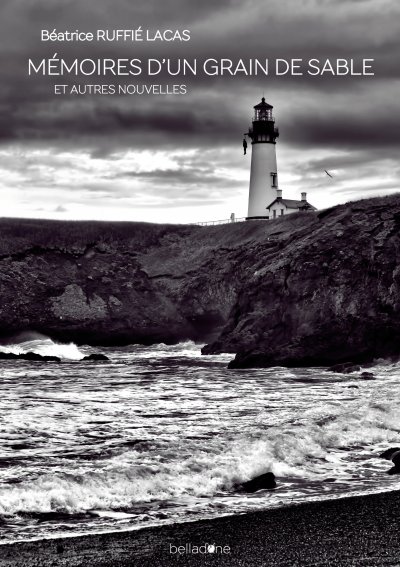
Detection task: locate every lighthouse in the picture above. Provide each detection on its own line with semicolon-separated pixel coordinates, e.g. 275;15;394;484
246;97;280;219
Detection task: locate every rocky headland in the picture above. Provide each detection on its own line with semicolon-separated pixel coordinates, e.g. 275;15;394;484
1;193;400;368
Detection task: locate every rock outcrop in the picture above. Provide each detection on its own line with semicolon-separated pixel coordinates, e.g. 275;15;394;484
1;194;400;367
379;447;400;475
206;194;400;368
0;351;60;362
82;353;109;361
238;472;277;492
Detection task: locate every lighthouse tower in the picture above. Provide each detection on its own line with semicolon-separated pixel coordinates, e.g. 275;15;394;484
246;97;279;219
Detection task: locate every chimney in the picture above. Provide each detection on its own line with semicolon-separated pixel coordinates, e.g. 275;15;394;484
301;192;307;202
277;189;282;199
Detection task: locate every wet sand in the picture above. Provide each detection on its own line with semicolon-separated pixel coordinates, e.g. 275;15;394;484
1;489;400;566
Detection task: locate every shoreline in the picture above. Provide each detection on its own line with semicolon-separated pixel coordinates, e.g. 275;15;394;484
1;489;400;566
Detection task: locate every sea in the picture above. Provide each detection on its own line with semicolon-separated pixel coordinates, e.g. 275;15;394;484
0;336;399;544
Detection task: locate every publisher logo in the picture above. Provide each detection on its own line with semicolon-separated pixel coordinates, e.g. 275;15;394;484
169;542;230;555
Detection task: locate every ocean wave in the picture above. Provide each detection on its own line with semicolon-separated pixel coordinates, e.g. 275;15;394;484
0;348;399;542
0;334;84;360
115;341;234;362
0;397;398;517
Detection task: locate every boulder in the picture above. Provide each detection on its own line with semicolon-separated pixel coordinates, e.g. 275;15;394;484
329;365;375;377
379;447;400;474
379;447;400;460
343;365;362;374
0;352;18;360
328;363;364;374
21;351;46;361
239;472;276;492
20;352;60;362
0;351;60;362
360;371;375;380
329;362;357;373
391;450;400;467
82;353;109;361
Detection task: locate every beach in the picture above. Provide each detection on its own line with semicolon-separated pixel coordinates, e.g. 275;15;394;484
1;489;399;566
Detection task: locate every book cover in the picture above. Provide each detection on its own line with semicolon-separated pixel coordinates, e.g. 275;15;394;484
0;1;399;565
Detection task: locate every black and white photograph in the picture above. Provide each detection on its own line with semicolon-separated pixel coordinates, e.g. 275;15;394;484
0;0;400;565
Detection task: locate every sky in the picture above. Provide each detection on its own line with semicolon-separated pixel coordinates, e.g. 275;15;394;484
0;0;399;224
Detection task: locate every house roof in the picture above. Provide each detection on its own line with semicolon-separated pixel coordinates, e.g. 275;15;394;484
266;198;317;211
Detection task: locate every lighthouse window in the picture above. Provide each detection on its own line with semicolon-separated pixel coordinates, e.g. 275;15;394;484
271;172;278;187
280;209;284;216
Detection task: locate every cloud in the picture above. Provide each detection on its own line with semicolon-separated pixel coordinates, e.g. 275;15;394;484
0;0;399;221
54;204;67;212
115;166;243;189
283;87;400;150
1;0;399;152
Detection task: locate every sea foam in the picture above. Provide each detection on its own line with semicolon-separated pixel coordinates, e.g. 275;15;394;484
0;344;399;542
0;336;84;360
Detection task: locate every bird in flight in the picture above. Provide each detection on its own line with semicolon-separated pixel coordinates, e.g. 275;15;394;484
324;170;333;178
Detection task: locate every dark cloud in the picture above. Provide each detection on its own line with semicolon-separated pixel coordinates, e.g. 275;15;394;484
297;150;394;177
2;79;399;158
0;0;399;220
116;167;243;188
282;93;400;150
0;93;246;150
0;0;399;151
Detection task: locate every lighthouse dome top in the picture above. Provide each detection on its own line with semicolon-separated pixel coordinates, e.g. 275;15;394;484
254;97;273;110
252;97;274;122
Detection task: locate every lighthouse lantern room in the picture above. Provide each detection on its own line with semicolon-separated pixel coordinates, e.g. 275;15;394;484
246;97;280;219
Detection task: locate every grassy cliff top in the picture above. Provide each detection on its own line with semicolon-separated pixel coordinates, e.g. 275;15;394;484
0;193;399;257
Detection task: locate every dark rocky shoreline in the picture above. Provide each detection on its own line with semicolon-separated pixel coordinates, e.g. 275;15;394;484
1;193;400;368
0;351;109;362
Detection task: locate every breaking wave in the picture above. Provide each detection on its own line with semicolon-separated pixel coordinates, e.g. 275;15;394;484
0;392;399;518
0;343;399;541
0;332;84;360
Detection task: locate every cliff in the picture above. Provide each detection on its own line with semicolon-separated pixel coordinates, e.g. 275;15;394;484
0;217;264;345
1;194;400;367
205;194;400;368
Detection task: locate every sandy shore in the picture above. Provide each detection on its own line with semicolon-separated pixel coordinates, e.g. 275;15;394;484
1;489;400;566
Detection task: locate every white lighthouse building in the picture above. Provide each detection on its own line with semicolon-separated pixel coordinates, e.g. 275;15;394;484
246;97;279;219
245;97;316;219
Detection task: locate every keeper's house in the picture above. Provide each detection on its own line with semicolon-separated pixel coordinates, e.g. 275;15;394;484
266;189;317;219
